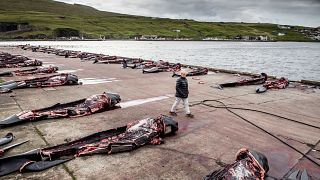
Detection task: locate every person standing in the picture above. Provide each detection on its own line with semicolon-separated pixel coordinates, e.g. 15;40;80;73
122;59;127;68
170;71;194;118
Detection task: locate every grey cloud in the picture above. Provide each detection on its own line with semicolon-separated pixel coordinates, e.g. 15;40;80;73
55;0;320;27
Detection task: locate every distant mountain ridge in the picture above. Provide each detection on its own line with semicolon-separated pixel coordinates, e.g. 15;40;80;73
0;0;318;41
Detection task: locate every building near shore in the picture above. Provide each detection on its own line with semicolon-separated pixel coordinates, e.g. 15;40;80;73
278;25;292;29
140;35;158;40
257;35;269;41
234;35;269;41
203;37;224;41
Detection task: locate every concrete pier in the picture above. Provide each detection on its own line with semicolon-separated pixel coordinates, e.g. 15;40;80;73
0;46;319;179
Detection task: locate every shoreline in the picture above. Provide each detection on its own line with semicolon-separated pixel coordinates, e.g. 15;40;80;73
0;39;319;42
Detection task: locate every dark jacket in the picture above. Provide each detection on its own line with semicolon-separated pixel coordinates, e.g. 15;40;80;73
175;77;189;98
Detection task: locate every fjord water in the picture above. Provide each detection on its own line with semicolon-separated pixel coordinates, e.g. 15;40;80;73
1;41;319;81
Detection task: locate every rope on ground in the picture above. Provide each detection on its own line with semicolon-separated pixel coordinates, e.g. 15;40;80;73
190;99;320;167
190;100;320;130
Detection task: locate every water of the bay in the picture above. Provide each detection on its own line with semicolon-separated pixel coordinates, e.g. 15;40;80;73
1;41;319;81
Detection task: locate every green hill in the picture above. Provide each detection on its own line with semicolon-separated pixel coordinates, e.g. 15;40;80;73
0;0;316;41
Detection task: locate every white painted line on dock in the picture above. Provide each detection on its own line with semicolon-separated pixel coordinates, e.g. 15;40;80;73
79;78;120;85
120;95;173;108
57;69;83;73
81;78;117;80
42;61;65;66
43;87;56;91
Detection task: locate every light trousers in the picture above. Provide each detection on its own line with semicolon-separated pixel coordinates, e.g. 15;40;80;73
170;97;191;114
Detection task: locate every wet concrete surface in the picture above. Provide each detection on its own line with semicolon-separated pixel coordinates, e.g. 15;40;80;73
0;46;319;179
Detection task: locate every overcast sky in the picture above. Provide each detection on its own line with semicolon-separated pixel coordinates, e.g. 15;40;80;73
56;0;320;27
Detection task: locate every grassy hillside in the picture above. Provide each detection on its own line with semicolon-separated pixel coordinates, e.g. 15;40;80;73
0;0;315;41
